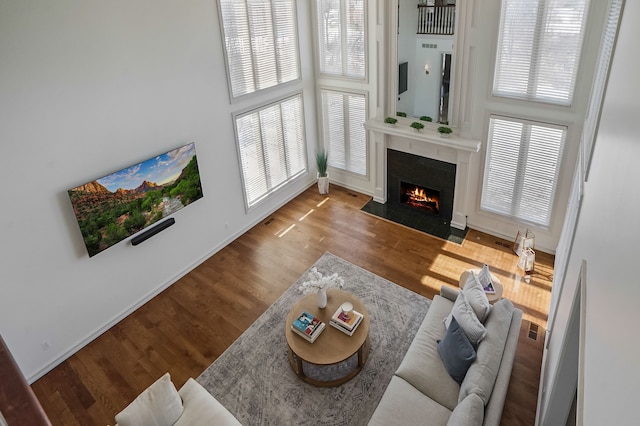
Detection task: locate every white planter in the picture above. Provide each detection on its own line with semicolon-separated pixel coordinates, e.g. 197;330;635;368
317;174;329;194
439;133;451;138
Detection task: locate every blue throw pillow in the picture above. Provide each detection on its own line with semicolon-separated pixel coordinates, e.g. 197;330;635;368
437;316;477;385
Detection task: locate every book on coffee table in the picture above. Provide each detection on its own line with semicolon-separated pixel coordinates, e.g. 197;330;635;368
291;311;325;343
329;307;363;336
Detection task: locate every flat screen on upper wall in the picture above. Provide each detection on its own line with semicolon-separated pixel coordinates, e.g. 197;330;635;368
68;142;203;257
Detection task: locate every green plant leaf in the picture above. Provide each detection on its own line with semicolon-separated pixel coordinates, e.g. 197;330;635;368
316;149;328;177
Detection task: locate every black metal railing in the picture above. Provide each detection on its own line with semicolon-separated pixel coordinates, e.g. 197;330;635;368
417;5;455;35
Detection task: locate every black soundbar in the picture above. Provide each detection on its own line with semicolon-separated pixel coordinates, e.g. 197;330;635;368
131;218;175;246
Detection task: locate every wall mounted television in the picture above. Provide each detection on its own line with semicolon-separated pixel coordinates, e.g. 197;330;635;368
68;142;203;257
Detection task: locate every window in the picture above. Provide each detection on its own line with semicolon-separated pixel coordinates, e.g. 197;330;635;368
236;95;307;208
582;0;623;178
493;0;590;106
316;0;366;78
481;116;566;227
320;89;367;175
219;0;300;98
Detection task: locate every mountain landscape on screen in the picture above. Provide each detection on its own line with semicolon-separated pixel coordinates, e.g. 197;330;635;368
68;143;203;257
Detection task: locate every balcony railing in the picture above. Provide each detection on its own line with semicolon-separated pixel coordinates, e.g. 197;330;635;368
417;5;455;35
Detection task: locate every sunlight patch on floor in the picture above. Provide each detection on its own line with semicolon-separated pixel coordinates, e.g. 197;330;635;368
277;224;296;238
299;209;314;221
419;275;448;293
317;197;330;207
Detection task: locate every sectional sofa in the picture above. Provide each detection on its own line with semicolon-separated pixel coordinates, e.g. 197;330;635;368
368;285;523;426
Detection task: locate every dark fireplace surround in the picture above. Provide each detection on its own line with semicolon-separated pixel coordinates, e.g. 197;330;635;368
387;149;456;224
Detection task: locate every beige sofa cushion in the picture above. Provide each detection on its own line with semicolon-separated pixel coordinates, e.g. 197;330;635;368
395;295;460;411
449;290;487;345
368;376;453;426
176;378;242;426
462;272;492;322
115;373;183;426
459;299;515;405
446;393;485;426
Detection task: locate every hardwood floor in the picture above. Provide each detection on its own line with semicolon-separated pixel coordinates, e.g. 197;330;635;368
31;185;553;425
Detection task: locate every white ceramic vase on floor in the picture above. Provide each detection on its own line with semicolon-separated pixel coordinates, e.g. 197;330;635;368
318;175;329;194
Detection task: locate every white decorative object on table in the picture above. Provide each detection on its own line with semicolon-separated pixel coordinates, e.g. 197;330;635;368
317;288;328;308
299;267;345;308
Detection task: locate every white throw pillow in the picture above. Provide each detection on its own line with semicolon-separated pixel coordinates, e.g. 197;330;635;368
445;291;487;345
462;272;492;322
115;373;184;426
477;264;492;288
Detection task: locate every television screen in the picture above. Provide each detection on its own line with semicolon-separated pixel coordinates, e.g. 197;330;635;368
399;62;408;94
68;142;203;257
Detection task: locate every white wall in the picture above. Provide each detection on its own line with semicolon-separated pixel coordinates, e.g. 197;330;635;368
412;35;453;120
541;2;640;423
0;0;317;382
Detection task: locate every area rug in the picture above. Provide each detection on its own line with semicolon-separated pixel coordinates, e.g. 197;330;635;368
197;252;431;425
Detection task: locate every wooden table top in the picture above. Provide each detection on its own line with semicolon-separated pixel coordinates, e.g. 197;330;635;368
285;289;369;366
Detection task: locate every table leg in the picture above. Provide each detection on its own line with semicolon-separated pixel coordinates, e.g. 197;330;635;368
357;334;370;367
288;347;306;378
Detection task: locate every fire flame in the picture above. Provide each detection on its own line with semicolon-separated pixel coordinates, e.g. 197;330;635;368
405;185;439;212
410;187;431;203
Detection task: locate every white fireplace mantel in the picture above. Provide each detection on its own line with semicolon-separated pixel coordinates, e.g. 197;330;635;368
364;118;481;230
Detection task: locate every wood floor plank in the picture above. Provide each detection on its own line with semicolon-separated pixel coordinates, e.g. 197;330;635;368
31;185;552;425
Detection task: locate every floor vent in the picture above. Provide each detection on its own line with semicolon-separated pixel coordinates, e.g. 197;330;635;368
528;323;539;340
495;241;511;248
348;192;358;197
264;217;274;225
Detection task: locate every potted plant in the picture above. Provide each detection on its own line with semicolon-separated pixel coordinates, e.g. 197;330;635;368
438;126;453;138
397;112;407;117
384;117;398;127
316;148;329;194
419;116;433;122
410;122;425;132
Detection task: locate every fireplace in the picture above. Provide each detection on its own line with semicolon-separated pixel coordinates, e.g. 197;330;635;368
362;118;480;238
400;182;440;215
387;149;456;225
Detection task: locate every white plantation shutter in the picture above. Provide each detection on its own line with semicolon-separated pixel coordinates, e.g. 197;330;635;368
316;0;366;78
219;0;300;98
321;90;367;176
493;0;589;106
481;116;565;227
236;95;307;207
582;0;623;178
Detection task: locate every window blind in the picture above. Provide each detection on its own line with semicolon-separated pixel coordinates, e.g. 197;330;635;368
582;0;623;178
236;95;307;207
316;0;366;78
219;0;300;98
321;90;367;176
481;116;566;227
493;0;590;106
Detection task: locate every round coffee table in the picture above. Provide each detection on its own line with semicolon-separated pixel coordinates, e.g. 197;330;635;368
285;289;370;387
